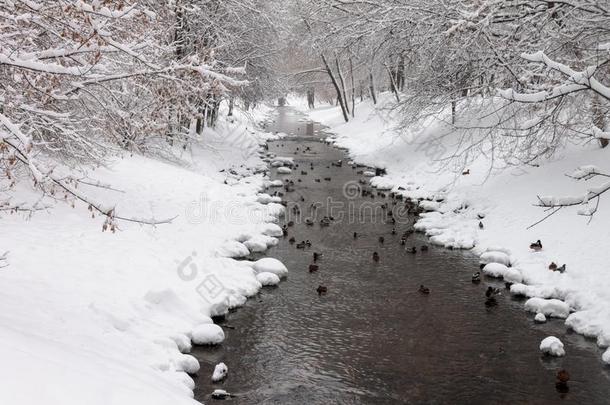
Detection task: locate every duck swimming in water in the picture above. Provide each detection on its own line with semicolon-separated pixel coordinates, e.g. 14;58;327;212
419;285;430;294
372;252;380;262
472;272;481;283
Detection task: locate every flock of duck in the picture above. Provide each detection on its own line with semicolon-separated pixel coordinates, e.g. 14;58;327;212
268;139;573;393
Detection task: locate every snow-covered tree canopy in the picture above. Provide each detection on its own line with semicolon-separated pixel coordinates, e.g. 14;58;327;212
0;0;283;222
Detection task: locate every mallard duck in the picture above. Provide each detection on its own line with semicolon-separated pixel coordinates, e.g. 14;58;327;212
479;221;484;229
406;247;417;254
282;226;288;236
287;221;295;227
296;241;306;249
324;177;331;181
305;218;314;226
472;272;481;283
309;264;319;273
530;239;543;251
316;285;327;295
557;264;566;273
462;169;470;175
314;179;321;183
372;252;380;262
400;237;406;245
289;237;296;244
485;286;501;298
419;285;430;294
391;228;397;235
549;262;557;271
313;252;321;262
353;232;358;239
556;369;570;385
378;236;385;244
305;240;312;247
420;245;429;252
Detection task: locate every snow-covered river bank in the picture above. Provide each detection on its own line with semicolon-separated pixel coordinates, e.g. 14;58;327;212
191;107;610;403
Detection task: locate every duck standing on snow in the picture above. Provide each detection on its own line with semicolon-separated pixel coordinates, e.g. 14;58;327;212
530;239;543;251
549;262;558;271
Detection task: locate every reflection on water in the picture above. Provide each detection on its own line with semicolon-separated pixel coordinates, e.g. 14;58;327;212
192;107;610;404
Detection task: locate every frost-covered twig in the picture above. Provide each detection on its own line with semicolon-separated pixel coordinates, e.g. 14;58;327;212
531;167;610;226
0;251;8;269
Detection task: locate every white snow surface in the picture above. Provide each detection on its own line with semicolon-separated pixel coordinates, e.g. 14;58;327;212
252;257;288;278
540;336;566;356
211;362;228;382
256;272;281;286
291;92;610;364
0;105;288;404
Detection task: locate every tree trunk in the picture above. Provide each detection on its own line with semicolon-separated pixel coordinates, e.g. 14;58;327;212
335;57;350;115
228;96;234;117
321;54;349;122
369;72;377;105
384;64;400;103
349;57;355;117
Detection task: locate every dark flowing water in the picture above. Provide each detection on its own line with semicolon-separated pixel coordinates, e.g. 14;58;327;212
193;107;610;404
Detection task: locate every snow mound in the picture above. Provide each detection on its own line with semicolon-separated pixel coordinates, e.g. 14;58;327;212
212;362;228;382
267;179;283;187
216;240;250;258
252;257;288;278
256;193;282;204
540;336;565;356
260;223;283;237
270;157;294;167
256;272;281;286
482;263;521;282
603;348;610;365
277;167;292;174
480;251;511;266
191;324;225;345
175;354;200;374
510;283;556;299
244;234;277;252
525;297;570;318
363;170;375;177
534;313;547;323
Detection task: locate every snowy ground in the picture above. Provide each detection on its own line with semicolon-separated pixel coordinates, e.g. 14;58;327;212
0;106;290;404
289;94;610;365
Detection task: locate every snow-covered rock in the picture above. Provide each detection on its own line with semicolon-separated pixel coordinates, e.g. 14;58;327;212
525;297;570;318
480;251;511;266
252;257;288;278
212;362;228;382
277;167;292;174
482;262;523;283
256;272;281;286
540;336;565;356
363;170;375;177
175;354;200;374
534;313;547;323
191;324;225;345
260;223;284;237
603;348;610;365
267;179;283;187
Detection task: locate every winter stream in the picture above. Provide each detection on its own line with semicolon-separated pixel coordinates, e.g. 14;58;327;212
192;107;610;404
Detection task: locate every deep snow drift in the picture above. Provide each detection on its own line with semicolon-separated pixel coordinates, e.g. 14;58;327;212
0;106;288;404
290;94;610;365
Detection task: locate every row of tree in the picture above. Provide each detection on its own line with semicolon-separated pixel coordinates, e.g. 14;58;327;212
0;0;285;223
